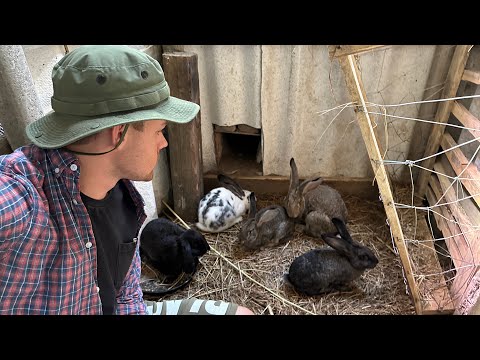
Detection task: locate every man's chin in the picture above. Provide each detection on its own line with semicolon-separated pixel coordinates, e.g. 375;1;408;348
138;172;154;182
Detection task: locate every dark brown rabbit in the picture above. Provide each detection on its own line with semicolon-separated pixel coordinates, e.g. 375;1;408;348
238;192;295;251
283;218;378;295
285;157;348;238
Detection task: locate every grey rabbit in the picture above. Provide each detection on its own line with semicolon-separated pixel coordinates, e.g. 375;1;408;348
238;192;295;251
283;218;378;295
285;157;348;238
196;174;252;233
140;218;210;281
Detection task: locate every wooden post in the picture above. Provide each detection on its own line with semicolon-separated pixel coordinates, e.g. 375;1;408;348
162;52;203;223
337;53;422;314
415;45;471;197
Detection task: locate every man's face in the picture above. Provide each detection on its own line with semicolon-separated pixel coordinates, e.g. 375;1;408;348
119;120;168;181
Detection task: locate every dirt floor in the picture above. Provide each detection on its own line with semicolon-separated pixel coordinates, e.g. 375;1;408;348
142;192;417;315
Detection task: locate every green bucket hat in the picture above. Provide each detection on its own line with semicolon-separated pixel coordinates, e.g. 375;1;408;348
26;45;200;149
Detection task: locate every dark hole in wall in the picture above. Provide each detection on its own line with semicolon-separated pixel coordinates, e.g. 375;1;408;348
215;129;262;176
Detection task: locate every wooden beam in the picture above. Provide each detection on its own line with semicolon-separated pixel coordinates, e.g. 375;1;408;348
433;162;479;264
204;173;379;200
329;45;388;58
162;52;203;222
415;45;472;197
462;69;480;85
440;132;480;208
428;175;476;307
338;54;422;314
434;161;480;308
414;211;455;314
451;101;480;139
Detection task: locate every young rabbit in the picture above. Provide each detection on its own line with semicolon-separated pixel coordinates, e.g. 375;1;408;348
238;192;295;251
195;174;252;233
285;157;348;238
283;218;378;295
140;218;210;281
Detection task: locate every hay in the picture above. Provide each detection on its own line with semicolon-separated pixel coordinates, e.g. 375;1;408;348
142;194;416;315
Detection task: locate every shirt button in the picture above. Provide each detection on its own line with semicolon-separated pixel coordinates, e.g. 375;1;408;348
70;164;78;171
86;242;92;249
72;199;78;205
96;286;100;293
54;168;60;174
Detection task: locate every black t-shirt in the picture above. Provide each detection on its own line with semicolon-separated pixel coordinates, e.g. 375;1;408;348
81;181;139;315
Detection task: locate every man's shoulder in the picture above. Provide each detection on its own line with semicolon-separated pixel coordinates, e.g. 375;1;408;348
0;144;43;175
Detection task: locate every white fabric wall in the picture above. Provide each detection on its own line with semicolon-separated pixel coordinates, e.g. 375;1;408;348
186;45;439;181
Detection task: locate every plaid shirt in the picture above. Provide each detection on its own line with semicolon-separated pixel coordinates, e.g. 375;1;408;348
0;144;147;314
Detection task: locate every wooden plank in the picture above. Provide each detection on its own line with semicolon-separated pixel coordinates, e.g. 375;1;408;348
429;176;467;268
440;132;480;208
428;176;476;307
451;101;480;139
415;45;472;197
439;154;480;229
464;271;480;314
237;124;260;134
204;173;379;200
328;45;388;58
162;52;203;222
408;204;455;314
433;162;479;265
426;185;471;309
214;124;237;133
434;161;480;308
338;54;422;314
462;69;480;85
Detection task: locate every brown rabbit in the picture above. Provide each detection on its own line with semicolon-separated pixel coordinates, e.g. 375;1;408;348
285;158;348;238
238;193;295;251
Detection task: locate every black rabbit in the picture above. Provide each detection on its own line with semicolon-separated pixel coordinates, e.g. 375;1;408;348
284;218;378;296
140;218;210;281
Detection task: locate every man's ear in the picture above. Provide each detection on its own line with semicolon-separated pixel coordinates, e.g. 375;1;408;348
110;124;127;144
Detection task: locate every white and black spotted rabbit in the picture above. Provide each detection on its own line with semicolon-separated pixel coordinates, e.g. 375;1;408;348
238;192;295;251
285;157;348;238
195;174;252;233
283;218;378;295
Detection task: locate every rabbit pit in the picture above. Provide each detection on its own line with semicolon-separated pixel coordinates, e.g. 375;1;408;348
283;218;378;296
196;174;252;233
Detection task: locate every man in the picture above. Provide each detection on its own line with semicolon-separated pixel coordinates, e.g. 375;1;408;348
0;45;253;315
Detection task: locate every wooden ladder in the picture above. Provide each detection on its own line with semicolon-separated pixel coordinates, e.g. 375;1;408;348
332;45;461;314
416;45;480;314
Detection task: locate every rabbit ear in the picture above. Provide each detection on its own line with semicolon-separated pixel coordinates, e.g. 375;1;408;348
248;192;257;219
298;177;323;196
256;208;280;227
289;158;299;191
321;234;354;258
332;218;353;243
218;174;245;199
178;237;196;274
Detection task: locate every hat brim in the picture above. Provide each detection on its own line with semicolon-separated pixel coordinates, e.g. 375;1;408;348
26;96;200;149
